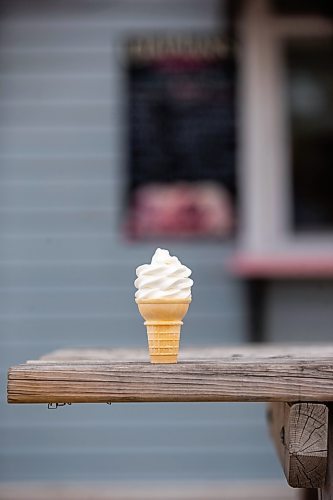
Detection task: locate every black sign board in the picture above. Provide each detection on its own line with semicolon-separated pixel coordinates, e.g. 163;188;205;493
126;36;236;239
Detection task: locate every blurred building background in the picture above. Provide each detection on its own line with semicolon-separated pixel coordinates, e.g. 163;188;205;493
0;0;332;497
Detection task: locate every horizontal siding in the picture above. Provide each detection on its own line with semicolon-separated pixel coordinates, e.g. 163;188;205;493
0;240;240;261
0;261;238;286
0;156;121;180
0;401;268;425
0;405;279;480
267;281;333;342
2;454;280;483
0;76;119;103
0;288;244;315
3;426;270;451
0;0;280;484
0;129;118;155
0;181;119;208
0;103;115;128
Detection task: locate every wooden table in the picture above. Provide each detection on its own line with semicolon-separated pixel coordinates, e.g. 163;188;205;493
7;344;333;499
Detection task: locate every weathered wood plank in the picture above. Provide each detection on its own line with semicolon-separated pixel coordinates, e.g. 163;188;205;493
39;344;333;362
268;403;328;488
7;345;333;404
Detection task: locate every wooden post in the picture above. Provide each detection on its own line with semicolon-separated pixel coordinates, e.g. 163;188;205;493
320;405;333;499
268;402;328;489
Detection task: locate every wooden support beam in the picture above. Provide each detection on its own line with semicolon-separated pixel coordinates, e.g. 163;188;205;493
268;402;328;489
320;404;333;499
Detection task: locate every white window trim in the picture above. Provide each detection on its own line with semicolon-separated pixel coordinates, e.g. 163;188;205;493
238;0;333;258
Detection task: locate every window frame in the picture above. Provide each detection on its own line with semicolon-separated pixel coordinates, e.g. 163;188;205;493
238;0;333;259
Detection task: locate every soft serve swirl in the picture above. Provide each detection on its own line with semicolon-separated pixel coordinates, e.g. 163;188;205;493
135;248;193;300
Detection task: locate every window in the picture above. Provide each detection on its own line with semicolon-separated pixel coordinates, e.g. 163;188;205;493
237;0;333;260
286;39;333;232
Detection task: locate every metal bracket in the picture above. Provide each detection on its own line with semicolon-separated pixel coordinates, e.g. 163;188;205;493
47;403;72;409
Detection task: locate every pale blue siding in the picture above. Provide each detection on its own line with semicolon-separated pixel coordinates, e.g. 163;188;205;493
0;0;281;482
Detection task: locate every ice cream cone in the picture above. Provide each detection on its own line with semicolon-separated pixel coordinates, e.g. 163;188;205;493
136;298;191;364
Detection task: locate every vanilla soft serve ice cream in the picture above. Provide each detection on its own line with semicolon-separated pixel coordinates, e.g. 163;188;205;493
135;248;193;300
135;248;192;363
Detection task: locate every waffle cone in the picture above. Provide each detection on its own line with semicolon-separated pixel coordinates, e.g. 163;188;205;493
136;298;191;364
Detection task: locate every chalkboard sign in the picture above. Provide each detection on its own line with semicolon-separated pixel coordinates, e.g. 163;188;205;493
126;36;236;239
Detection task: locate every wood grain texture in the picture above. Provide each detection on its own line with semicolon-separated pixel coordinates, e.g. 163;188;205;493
268;402;328;488
8;344;333;404
320;404;333;500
